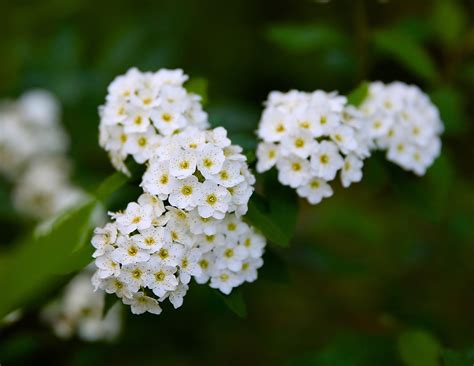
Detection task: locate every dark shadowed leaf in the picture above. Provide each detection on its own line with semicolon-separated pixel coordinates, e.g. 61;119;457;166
218;289;247;318
372;29;439;84
429;87;466;135
347;81;369;107
398;330;441;366
266;24;348;53
185;77;208;105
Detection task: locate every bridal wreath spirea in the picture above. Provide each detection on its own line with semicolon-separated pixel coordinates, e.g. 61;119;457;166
256;90;371;205
99;68;209;174
360;82;443;175
91;194;265;315
141;126;255;218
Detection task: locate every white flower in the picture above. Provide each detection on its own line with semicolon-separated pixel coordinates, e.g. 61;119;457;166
210;269;241;295
197;143;226;177
310;141;344;181
256;142;278;173
178;248;202;284
277;155;311;188
239;257;263;283
95;253;121;279
164;283;189;309
198;181;231;219
141;159;177;198
215;242;247;271
169;148;197;179
296;178;333;205
145;263;179;297
133;227;167;253
115;202;153;234
122;292;162;315
280;131;315;159
111;236;151;265
168;175;202;209
340;154;363;188
119;263;148;292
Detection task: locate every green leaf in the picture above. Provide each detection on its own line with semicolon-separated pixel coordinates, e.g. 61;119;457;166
442;349;474;366
266;24;348;53
95;171;129;203
372;29;439;84
245;173;298;247
431;0;468;48
429;87;466;135
347;81;369;107
0;172;126;317
185;77;208;105
398;330;441;366
0;199;99;318
218;289;247;318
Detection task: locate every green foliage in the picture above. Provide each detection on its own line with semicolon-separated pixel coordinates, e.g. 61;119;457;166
0;172;128;318
288;333;396;366
266;24;348;53
246;173;298;247
442;349;474;366
429;87;467;135
397;330;441;366
218;289;247;318
431;0;468;48
372;29;440;84
184;77;209;105
347;81;369;107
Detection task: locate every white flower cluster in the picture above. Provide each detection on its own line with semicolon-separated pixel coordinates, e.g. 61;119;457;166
256;90;371;205
13;157;85;220
42;268;121;341
0;90;84;220
141;126;255;218
0;90;68;179
91;193;265;315
99;68;209;174
360;81;443;175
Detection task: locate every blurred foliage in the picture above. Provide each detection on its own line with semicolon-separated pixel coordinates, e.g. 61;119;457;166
0;0;474;365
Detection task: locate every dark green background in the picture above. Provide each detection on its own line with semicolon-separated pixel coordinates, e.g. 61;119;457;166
0;0;473;365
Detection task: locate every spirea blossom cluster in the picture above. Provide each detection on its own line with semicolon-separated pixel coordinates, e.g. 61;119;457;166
141;126;255;218
0;90;68;179
360;81;443;175
0;90;84;220
99;68;209;174
42;268;121;341
256;90;371;205
91;194;265;315
13;157;84;219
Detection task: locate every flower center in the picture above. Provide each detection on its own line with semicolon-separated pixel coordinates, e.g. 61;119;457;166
224;248;234;258
155;271;166;281
159;248;169;259
320;154;329;164
162;113;172;122
291;163;301;171
206;194;217;205
181;185;193;196
294;138;305;148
